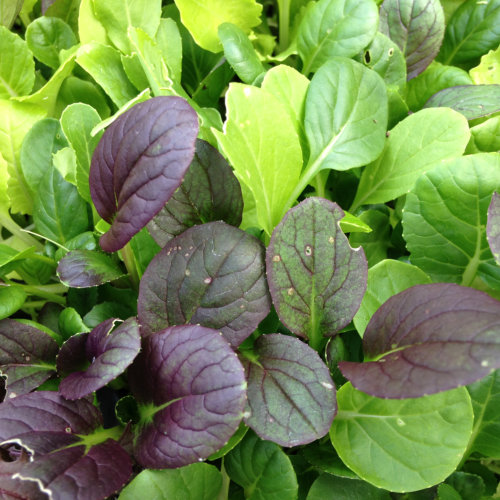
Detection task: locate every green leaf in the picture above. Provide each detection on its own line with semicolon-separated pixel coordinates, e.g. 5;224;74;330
174;0;262;53
0;99;46;214
219;23;266;84
92;0;161;54
438;483;463;500
438;0;500;66
470;46;500;84
304;57;387;178
0;286;27;319
25;16;77;69
155;18;182;84
118;463;222;500
20;118;68;195
78;0;109;45
405;61;473;112
0;26;35;98
208;423;248;460
76;43;138;107
466;370;500;459
52;147;77;185
60;103;103;202
225;430;299;500
352;108;470;209
59;306;90;339
379;0;444;79
469;115;500;153
297;0;378;76
128;227;160;277
330;383;473;492
306;474;390;500
213;83;302;236
33;167;90;245
0;245;37;277
353;259;432;336
339;211;372;234
45;0;81;34
0;0;24;29
402;153;500;288
445;472;485;500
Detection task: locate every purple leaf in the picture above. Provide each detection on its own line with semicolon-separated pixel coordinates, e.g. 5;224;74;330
129;325;247;468
138;222;271;347
56;250;125;287
89;96;199;252
58;318;140;400
0;319;58;399
147;139;243;247
0;392;101;455
339;283;500;398
14;440;132;500
487;192;500;266
243;334;336;447
266;198;367;347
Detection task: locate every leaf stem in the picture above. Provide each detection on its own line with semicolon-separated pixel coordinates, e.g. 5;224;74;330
120;242;140;288
11;283;67;305
217;460;230;500
278;0;291;52
0;212;44;251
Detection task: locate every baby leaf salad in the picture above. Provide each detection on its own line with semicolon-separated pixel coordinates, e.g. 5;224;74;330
1;0;500;498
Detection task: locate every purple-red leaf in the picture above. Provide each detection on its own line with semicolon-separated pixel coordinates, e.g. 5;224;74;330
339;283;500;398
138;222;271;347
147;139;243;247
129;325;247;468
266;198;367;347
487;192;500;266
243;334;336;447
0;319;58;399
89;96;199;252
58;318;140;400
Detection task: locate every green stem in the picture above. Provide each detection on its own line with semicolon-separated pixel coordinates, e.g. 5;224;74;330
278;0;291;52
192;57;226;100
120;242;140;288
217;460;230;500
0;212;44;251
16;283;67;305
311;171;330;199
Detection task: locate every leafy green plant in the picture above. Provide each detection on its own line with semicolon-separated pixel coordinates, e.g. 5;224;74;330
1;0;500;498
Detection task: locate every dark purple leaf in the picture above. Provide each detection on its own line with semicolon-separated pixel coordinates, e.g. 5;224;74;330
487;192;500;266
56;332;88;376
14;440;131;500
243;334;336;447
0;392;101;455
424;85;500;119
58;318;140;400
379;0;445;79
89;96;199;252
138;222;271;347
266;198;367;348
339;283;500;398
57;250;125;287
129;325;247;468
147;139;243;247
0;319;58;399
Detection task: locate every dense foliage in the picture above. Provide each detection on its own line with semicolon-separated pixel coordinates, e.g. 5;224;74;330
1;0;500;498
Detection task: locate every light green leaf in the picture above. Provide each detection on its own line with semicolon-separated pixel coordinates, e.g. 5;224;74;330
76;42;137;107
118;463;222;500
0;100;46;214
0;286;26;319
470;46;500;84
25;17;77;69
0;26;35;98
52;147;77;185
352;108;470;210
304;57;387;179
174;0;262;53
20;118;68;195
330;383;473;492
353;259;432;336
78;0;108;45
225;430;298;500
307;474;390;500
45;0;81;34
92;0;161;54
60;103;102;202
155;18;182;83
213;83;302;236
339;211;372;234
468;115;500;153
466;370;500;459
297;0;378;76
0;0;24;29
402;153;500;288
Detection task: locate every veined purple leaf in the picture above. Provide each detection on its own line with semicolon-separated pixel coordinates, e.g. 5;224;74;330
56;250;125;287
14;440;131;500
129;325;247;468
0;319;58;399
243;334;336;447
89;96;199;252
0;392;101;455
147;139;243;247
58;318;140;400
379;0;445;79
138;222;271;347
424;85;500;119
266;198;367;348
487;192;500;266
339;283;500;398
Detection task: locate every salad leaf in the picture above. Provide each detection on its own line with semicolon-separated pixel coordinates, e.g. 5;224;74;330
307;474;390;500
468;115;500;153
89;96;199;252
470;46;500;84
0;0;24;29
0;286;26;319
487;192;500;266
